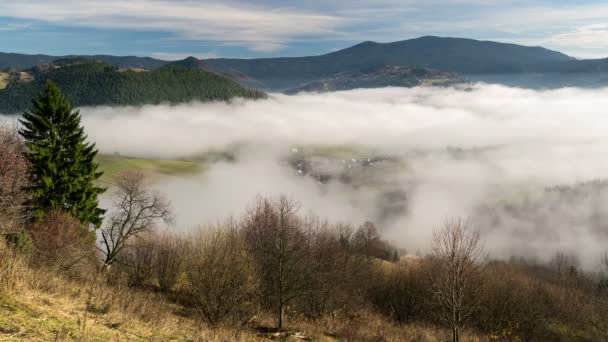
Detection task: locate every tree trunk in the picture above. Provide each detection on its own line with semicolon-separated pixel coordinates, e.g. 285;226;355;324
278;303;284;329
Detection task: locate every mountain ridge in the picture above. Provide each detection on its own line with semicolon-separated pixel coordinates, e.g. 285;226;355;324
2;36;607;92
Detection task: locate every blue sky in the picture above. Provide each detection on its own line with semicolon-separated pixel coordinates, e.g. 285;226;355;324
1;0;607;60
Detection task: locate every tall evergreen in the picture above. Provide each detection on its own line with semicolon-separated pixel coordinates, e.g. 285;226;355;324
19;81;105;227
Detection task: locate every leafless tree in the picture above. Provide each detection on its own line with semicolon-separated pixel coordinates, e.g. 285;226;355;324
100;171;172;267
153;231;184;292
28;210;96;274
429;218;484;342
353;221;382;260
242;195;308;329
185;224;258;326
0;124;29;233
120;233;156;287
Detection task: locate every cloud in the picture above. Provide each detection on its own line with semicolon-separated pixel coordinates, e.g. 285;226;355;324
544;24;608;52
15;85;601;268
0;0;347;52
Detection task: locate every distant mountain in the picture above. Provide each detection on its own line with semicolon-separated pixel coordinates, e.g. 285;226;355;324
560;58;608;73
0;61;265;113
204;36;581;90
0;52;167;71
167;56;210;69
2;36;607;92
285;65;463;94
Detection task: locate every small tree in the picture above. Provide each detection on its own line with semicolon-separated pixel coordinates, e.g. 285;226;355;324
0;124;29;233
242;196;308;329
100;171;172;267
430;219;484;342
185;225;259;326
19;81;105;226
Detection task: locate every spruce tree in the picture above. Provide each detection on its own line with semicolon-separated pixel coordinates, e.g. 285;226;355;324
19;81;105;227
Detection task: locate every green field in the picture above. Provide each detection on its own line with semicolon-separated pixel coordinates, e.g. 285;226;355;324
96;154;205;182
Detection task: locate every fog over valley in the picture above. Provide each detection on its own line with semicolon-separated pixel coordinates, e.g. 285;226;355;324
5;84;608;267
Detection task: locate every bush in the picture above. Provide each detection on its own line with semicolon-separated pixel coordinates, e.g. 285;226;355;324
153;231;184;292
27;210;96;275
185;227;258;326
368;260;430;323
117;234;156;288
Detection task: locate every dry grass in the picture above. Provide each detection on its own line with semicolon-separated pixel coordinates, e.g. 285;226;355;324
0;250;471;341
17;72;33;83
272;310;483;342
0;73;8;90
0;241;262;341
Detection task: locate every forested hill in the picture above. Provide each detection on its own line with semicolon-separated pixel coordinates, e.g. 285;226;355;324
0;52;167;71
0;62;266;113
204;36;576;80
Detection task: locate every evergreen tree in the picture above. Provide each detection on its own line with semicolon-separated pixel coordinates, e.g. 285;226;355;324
19;81;105;227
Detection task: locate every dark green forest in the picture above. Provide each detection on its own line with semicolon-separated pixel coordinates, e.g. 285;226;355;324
0;62;266;113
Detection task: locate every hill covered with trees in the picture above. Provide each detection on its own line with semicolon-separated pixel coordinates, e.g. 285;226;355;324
0;52;168;71
0;61;266;113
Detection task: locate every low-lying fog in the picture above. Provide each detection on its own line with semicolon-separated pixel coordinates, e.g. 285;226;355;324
5;84;608;268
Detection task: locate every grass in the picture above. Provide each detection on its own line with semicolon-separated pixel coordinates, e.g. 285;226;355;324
0;73;8;90
96;154;205;182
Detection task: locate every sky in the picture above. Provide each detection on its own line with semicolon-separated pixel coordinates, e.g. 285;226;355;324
0;0;607;60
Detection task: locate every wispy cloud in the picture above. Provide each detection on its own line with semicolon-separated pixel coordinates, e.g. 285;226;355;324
1;0;608;57
0;0;348;52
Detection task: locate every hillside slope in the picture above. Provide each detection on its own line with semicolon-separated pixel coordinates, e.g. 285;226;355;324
0;62;266;113
204;36;576;89
285;65;463;94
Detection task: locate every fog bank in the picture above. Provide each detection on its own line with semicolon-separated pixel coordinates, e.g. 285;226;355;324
5;84;608;268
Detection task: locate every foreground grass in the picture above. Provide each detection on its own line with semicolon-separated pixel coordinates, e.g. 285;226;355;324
96;154;204;182
0;244;465;341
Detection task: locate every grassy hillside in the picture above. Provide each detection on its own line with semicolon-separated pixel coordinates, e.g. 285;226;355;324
0;72;8;89
0;62;266;113
96;154;204;182
0;242;470;341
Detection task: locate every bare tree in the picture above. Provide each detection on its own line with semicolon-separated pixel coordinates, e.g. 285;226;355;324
185;224;258;326
153;231;184;292
0;124;29;233
242;196;308;329
100;171;172;267
353;221;382;260
430;218;484;342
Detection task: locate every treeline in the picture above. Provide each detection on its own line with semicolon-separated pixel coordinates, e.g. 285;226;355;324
0;62;266;113
3;85;608;341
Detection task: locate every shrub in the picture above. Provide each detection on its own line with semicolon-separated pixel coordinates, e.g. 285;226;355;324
369;260;430;323
118;234;156;288
27;210;96;275
153;231;184;292
185;227;258;326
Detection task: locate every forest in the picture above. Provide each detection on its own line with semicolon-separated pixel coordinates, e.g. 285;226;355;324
0;61;265;113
